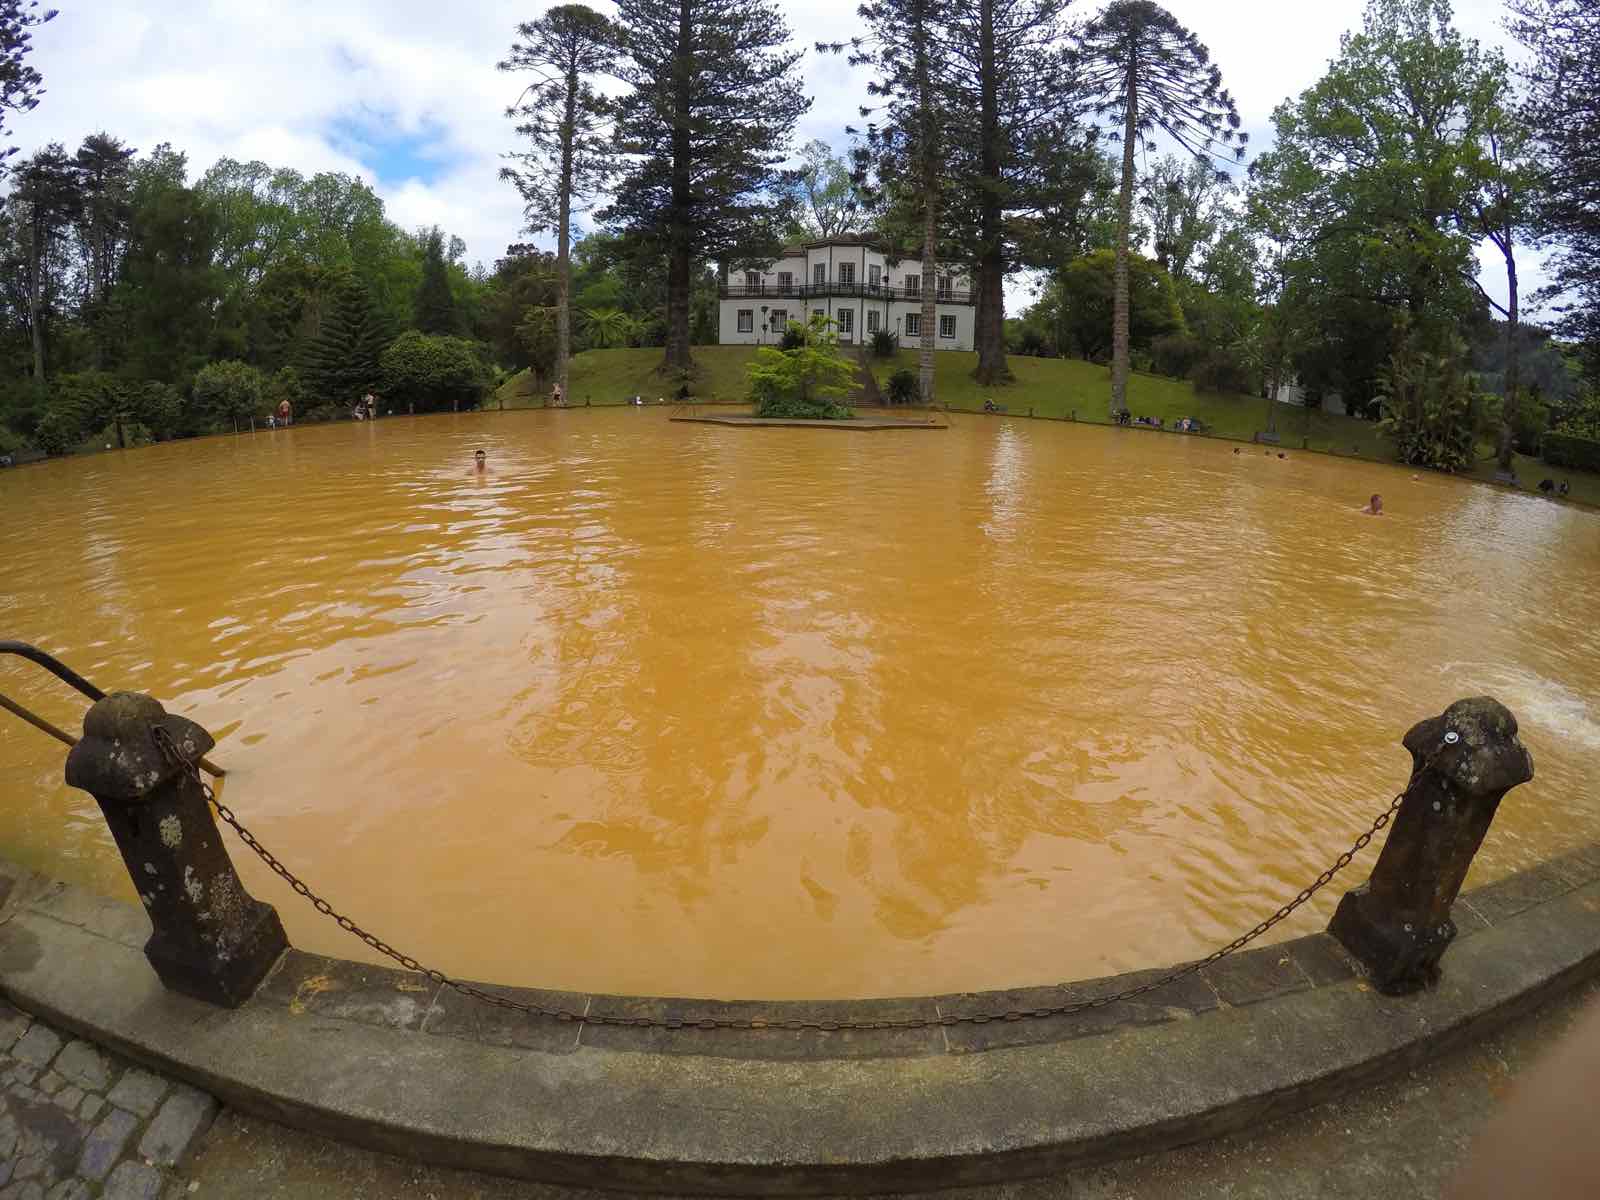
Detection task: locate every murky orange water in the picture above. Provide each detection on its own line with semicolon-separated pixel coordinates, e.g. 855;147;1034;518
3;411;1598;998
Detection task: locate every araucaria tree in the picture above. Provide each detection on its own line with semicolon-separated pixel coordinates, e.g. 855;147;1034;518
1073;0;1244;415
500;4;616;406
606;0;808;376
826;0;952;405
1510;0;1600;384
941;0;1075;385
0;1;54;161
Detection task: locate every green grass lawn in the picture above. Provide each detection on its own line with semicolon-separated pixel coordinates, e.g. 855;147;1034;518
493;345;1600;508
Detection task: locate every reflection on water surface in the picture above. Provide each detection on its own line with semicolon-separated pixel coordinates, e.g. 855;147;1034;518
2;411;1597;998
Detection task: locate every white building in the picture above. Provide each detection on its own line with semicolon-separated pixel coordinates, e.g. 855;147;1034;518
718;234;976;352
1273;376;1347;416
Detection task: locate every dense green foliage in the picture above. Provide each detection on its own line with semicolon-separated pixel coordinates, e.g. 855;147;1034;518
191;359;264;430
379;330;493;413
747;316;856;418
1377;329;1484;471
1541;432;1600;472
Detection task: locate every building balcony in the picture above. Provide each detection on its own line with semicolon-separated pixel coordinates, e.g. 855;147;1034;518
719;280;974;306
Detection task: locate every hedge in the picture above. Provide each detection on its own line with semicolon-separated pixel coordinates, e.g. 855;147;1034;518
1542;431;1600;473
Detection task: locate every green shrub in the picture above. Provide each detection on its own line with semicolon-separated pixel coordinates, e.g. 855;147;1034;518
192;360;266;431
1193;348;1252;395
779;322;808;350
747;313;856;420
870;329;897;358
885;368;919;405
1377;332;1481;472
380;330;493;413
1150;333;1206;379
1542;431;1600;472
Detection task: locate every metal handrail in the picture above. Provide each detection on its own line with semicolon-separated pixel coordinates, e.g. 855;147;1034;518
0;640;225;777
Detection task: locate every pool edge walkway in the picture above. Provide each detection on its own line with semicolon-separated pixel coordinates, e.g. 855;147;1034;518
2;849;1599;1195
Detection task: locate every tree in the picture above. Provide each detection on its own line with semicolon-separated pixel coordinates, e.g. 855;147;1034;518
605;0;808;375
1048;248;1183;361
1509;0;1600;384
1141;153;1232;283
114;145;226;384
580;306;638;348
414;226;461;334
1073;1;1244;415
379;329;492;413
300;272;389;408
500;4;616;413
790;139;857;240
1247;0;1507;427
939;0;1075;386
1463;94;1540;471
73;133;136;366
192;359;265;432
9;143;79;379
746;313;857;418
826;0;952;405
0;1;54;162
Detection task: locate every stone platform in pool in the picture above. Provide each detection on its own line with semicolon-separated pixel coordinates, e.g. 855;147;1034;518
670;414;946;429
4;846;1600;1195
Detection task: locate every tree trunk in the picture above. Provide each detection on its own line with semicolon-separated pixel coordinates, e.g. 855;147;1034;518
27;214;44;381
663;0;695;375
557;55;577;408
1110;57;1138;416
973;0;1010;386
1496;240;1520;472
915;1;937;407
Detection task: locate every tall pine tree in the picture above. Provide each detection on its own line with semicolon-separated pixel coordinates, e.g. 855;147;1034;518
1073;1;1244;416
413;226;460;335
500;4;616;407
302;272;389;406
825;0;953;405
940;0;1075;386
1510;0;1600;381
605;0;808;376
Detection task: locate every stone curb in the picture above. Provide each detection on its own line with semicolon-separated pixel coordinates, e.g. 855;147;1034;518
1;848;1598;1194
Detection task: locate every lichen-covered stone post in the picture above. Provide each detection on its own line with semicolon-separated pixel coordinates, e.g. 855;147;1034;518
1329;697;1533;994
64;692;287;1007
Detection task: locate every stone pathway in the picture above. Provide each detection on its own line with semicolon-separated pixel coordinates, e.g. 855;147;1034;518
1;1003;215;1200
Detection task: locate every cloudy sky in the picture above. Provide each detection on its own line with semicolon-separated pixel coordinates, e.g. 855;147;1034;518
31;0;1530;302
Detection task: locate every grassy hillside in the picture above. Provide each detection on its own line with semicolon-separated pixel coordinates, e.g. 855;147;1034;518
492;346;1598;506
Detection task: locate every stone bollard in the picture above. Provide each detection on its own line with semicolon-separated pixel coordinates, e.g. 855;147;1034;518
65;692;288;1007
1329;697;1533;994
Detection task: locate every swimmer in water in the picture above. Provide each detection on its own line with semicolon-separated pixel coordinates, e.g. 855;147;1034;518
474;449;487;472
1363;493;1383;516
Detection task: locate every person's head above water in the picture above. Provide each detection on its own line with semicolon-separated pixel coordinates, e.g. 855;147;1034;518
474;449;486;469
1366;493;1383;515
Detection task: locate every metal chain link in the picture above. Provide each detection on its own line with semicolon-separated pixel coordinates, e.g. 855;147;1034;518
153;725;1419;1032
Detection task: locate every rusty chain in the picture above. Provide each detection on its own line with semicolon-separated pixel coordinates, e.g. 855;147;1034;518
153;725;1419;1032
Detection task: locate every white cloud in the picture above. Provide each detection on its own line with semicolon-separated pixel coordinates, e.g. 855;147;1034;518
31;0;1531;299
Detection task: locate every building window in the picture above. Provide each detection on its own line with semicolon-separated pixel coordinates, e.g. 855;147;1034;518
866;310;880;332
737;309;754;333
838;308;853;334
904;274;921;296
744;271;761;289
813;263;826;285
905;313;921;336
777;271;793;290
839;262;855;285
869;264;881;288
937;275;952;298
770;308;788;330
812;308;826;322
939;314;956;338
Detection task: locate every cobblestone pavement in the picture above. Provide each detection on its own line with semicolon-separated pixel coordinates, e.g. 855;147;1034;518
0;1002;216;1200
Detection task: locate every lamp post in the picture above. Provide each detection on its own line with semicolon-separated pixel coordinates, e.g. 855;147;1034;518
760;305;769;346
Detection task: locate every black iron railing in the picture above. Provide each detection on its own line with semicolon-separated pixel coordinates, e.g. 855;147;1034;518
721;281;973;305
